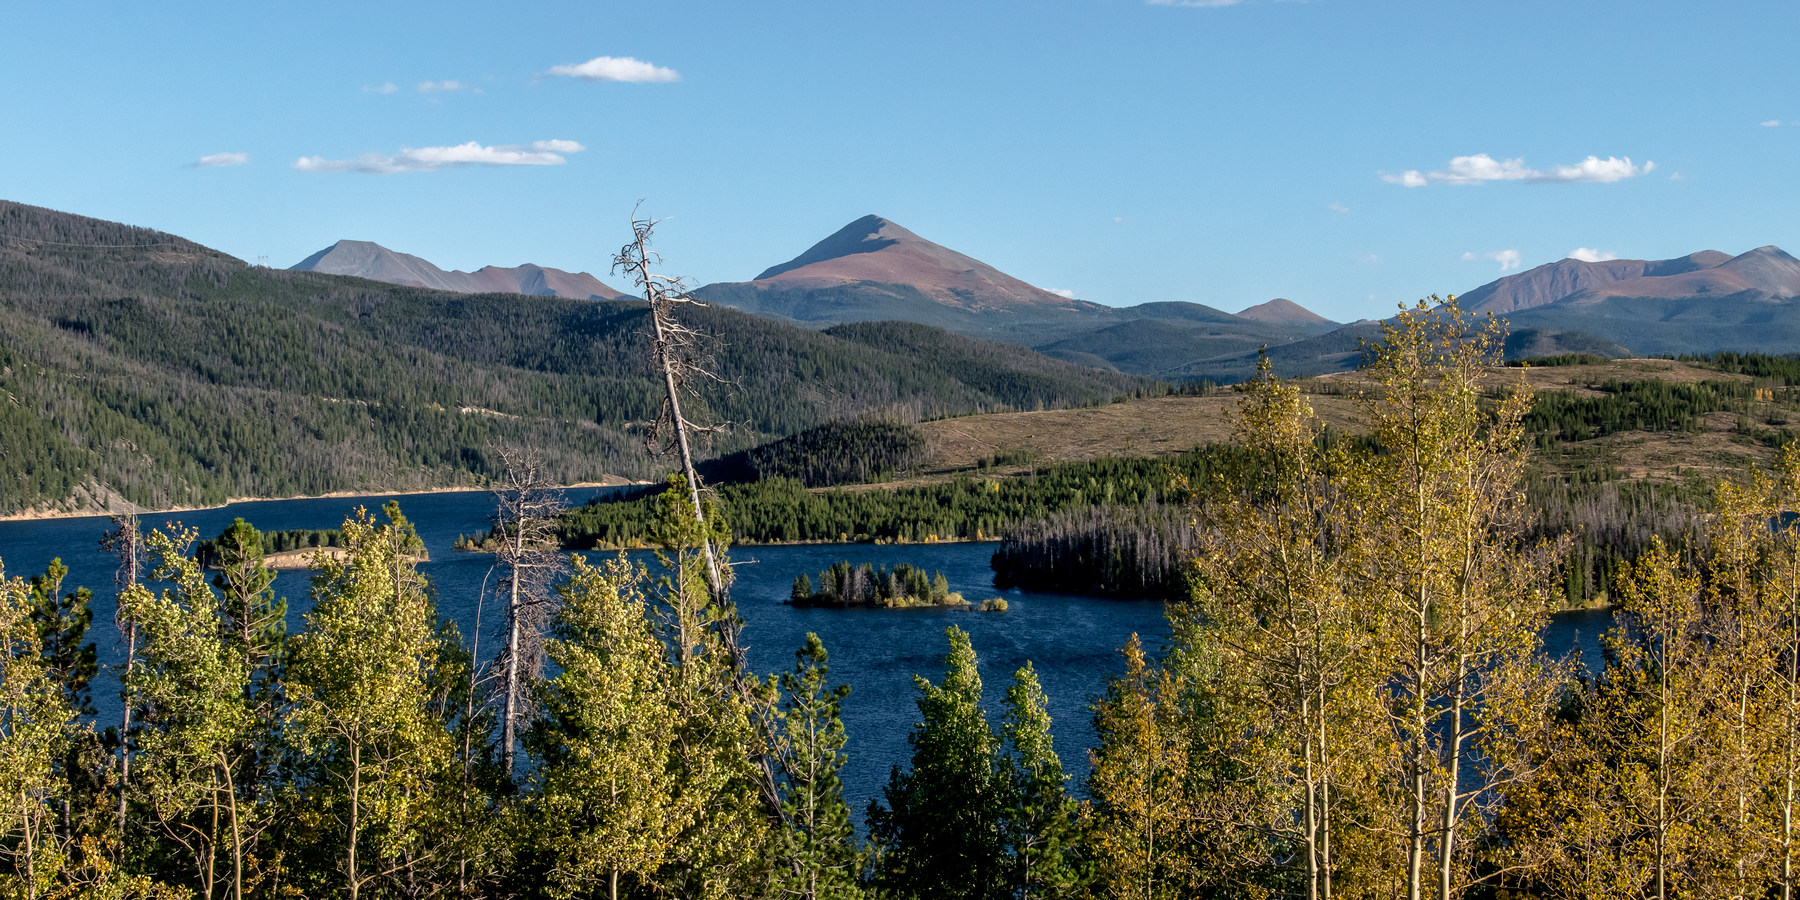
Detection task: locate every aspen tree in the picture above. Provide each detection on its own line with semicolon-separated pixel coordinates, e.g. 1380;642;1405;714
528;556;683;900
0;565;79;899
1085;634;1198;900
647;483;770;900
1354;301;1564;900
285;504;454;900
1183;357;1386;899
121;527;258;900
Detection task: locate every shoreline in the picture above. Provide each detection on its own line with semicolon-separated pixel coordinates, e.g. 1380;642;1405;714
0;478;646;524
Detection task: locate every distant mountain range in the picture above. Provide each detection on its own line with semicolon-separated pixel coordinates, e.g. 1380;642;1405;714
291;216;1800;381
292;239;629;300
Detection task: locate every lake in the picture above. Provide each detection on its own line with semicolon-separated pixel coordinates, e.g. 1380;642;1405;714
0;488;1611;821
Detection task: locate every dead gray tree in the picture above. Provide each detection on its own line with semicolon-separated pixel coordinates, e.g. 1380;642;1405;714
611;213;790;823
99;512;143;835
487;446;568;779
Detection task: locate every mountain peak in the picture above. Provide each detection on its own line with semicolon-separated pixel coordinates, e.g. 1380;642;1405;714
742;215;1088;313
292;240;627;300
754;214;910;281
1235;298;1334;326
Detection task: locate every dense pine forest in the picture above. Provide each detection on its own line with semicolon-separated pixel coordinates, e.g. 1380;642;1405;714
0;201;1155;516
10;302;1800;897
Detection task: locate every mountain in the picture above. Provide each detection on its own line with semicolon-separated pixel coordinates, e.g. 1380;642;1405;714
694;214;1115;343
1459;250;1752;315
292;239;630;300
1235;298;1336;329
696;215;1343;376
1174;246;1800;383
0;199;1153;516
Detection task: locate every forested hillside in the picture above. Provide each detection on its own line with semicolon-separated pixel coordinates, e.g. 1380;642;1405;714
0;200;1157;515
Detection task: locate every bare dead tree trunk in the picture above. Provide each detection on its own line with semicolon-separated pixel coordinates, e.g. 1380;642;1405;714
490;446;566;780
611;214;790;823
101;513;143;836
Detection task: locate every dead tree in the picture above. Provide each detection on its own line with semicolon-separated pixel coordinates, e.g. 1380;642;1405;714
611;213;790;823
99;512;143;835
488;446;567;779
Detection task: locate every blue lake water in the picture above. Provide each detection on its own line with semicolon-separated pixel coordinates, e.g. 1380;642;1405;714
0;488;1611;820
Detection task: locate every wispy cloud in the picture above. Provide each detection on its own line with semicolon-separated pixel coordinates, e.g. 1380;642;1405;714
363;82;398;94
1569;247;1618;262
418;80;463;93
1463;249;1522;271
1384;153;1653;187
1327;203;1350;213
1050;288;1078;299
546;56;680;83
1763;119;1782;127
193;152;249;168
294;140;585;174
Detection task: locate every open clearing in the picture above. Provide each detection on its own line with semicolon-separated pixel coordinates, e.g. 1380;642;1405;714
853;359;1785;491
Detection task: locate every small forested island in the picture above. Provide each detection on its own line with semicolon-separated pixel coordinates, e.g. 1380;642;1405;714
790;561;998;609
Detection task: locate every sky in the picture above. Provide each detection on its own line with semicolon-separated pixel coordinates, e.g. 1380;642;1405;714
3;0;1795;323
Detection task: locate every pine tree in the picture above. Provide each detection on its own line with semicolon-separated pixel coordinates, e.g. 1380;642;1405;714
769;633;862;900
1000;662;1082;900
869;625;1005;900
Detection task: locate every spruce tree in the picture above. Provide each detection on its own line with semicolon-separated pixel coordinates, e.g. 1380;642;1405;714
869;625;1004;900
1000;662;1082;900
770;633;862;900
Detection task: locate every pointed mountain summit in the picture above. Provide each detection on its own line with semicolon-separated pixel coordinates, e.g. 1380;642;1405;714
291;240;627;300
1235;298;1336;327
744;214;1095;313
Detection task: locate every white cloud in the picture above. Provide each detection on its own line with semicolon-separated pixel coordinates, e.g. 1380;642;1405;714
1050;288;1078;299
1112;216;1124;223
1327;203;1350;213
364;82;398;94
547;56;680;83
1383;153;1654;187
418;80;463;93
193;152;249;168
1465;250;1522;270
294;140;583;174
529;139;585;153
1569;247;1618;262
1763;119;1782;127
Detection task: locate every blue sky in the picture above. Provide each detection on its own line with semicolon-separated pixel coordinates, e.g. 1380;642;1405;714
3;0;1794;322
